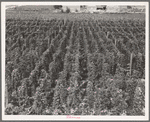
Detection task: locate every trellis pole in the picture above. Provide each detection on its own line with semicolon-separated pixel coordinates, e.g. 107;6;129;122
130;52;133;76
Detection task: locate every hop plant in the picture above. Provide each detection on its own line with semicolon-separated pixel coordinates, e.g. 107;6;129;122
132;79;145;115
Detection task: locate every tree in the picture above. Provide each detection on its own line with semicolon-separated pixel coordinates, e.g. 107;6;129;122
127;6;132;9
75;9;78;12
66;7;70;13
53;5;62;10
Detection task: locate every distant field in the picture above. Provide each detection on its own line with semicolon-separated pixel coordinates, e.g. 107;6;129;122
6;10;145;21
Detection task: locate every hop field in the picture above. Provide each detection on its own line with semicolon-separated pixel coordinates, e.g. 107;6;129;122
5;15;145;115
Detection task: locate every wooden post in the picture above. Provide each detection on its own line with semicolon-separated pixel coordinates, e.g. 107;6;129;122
130;52;133;76
106;31;109;38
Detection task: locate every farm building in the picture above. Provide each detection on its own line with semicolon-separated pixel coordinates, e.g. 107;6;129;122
62;5;106;13
96;5;107;10
80;5;107;13
87;6;97;13
87;6;106;13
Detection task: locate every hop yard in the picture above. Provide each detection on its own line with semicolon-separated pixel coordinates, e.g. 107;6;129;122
5;9;145;115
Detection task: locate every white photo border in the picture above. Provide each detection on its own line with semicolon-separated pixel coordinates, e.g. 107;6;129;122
1;1;149;121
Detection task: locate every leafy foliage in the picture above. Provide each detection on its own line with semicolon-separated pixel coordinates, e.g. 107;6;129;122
5;18;145;115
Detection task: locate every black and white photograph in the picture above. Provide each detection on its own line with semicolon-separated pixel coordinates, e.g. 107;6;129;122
1;1;149;121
